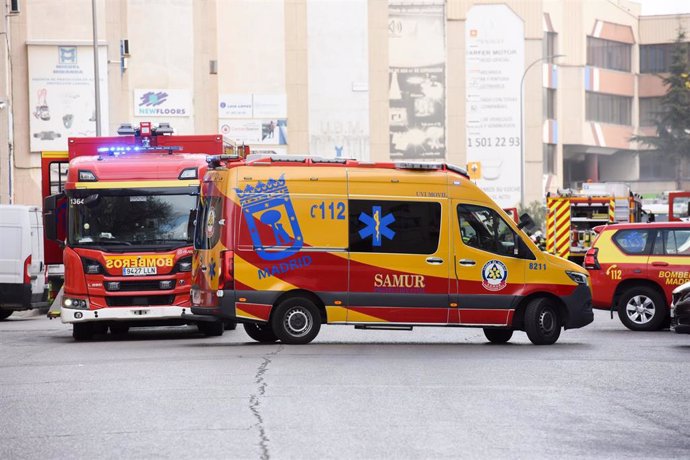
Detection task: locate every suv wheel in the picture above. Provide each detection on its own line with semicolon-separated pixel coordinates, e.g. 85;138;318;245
618;287;666;331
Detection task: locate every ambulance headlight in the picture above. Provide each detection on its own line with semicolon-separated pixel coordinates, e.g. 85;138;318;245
566;271;588;285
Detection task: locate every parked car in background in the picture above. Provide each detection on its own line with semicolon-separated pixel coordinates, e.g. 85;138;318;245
0;205;48;319
585;221;690;331
670;281;690;334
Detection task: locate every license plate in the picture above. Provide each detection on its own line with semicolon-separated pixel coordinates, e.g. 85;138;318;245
123;267;157;276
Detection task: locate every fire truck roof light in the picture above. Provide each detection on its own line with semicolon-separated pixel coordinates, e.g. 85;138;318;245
117;123;136;135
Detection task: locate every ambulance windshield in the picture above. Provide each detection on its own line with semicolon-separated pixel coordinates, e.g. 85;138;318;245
68;193;196;249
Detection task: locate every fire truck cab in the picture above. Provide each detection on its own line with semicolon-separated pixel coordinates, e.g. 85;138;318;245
43;122;238;340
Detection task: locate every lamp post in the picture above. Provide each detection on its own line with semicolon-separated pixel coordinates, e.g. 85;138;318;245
519;54;564;206
91;0;101;135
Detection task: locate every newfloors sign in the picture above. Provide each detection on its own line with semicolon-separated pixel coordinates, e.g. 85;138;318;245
134;89;192;117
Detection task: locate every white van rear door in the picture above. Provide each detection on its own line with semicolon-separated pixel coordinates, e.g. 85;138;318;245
30;209;46;294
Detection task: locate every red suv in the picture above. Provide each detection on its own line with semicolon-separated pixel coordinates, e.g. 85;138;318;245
584;222;690;331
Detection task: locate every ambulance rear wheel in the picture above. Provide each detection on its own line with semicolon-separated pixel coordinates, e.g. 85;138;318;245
243;323;278;343
197;321;224;337
73;323;94;341
271;297;321;344
483;328;513;344
524;298;561;345
617;287;666;331
0;309;13;320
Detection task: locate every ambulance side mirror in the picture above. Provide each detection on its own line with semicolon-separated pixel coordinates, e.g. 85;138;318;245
518;213;535;231
187;209;197;242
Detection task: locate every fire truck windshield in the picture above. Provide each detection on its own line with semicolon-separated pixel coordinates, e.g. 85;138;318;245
68;193;196;250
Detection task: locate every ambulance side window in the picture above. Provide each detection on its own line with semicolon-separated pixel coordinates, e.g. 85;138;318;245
457;204;521;258
348;200;441;254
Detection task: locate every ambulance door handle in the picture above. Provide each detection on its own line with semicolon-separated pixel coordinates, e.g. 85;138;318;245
426;257;444;265
652;261;668;267
458;259;476;266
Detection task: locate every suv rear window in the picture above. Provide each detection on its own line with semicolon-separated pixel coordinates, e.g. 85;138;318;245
612;229;651;255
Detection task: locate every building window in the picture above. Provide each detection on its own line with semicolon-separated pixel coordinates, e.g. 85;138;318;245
543;144;556;174
349;200;441;254
586;92;632;125
543;88;556;120
543;32;557;60
587;36;631;72
639;97;664;127
639;152;676;180
640;44;690;73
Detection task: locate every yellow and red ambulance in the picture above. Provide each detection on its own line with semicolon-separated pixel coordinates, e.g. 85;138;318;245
188;155;593;345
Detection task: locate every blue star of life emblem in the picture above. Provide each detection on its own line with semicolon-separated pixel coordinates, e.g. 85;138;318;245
209;259;217;279
359;206;395;247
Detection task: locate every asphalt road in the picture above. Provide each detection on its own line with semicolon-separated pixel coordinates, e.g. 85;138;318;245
1;309;688;459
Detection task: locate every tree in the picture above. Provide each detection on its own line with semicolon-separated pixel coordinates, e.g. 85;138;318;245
633;29;690;189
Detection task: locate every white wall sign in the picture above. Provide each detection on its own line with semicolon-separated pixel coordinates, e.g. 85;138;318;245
134;89;192;117
253;94;287;119
465;4;524;207
28;45;109;151
218;94;253;118
219;119;287;145
218;94;286;119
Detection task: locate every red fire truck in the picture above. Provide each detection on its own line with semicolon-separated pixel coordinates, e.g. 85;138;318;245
42;122;241;340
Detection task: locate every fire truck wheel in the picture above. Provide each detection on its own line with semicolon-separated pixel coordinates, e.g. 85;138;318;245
0;309;13;320
271;297;321;345
617;287;666;331
109;324;130;335
73;323;94;341
524;298;561;345
243;323;278;343
197;321;224;337
483;328;513;344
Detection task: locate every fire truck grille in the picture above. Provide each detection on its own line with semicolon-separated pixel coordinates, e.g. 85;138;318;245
107;280;172;292
105;295;175;307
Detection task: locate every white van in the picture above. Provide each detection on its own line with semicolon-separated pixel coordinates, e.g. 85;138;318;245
0;205;48;319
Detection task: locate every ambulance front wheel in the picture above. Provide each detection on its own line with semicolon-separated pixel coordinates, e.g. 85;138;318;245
243;323;278;343
524;298;561;345
271;297;321;345
483;328;513;344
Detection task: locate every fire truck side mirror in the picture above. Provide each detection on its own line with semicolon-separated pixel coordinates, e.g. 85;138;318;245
43;193;65;247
